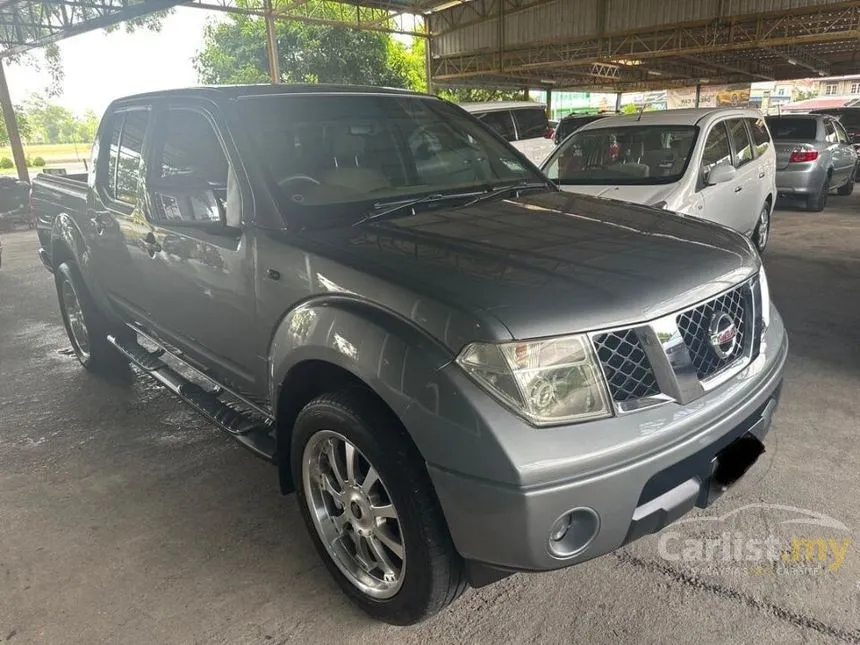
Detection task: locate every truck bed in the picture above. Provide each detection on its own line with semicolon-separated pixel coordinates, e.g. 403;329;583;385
32;172;89;272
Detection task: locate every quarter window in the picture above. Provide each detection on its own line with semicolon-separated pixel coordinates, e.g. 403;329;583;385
513;108;548;140
747;118;771;157
834;121;850;144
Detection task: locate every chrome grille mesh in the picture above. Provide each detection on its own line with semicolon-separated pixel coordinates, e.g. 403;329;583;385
676;285;748;380
592;329;660;402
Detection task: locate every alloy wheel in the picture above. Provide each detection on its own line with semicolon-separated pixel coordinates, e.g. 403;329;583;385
302;430;406;599
61;278;90;360
756;206;770;251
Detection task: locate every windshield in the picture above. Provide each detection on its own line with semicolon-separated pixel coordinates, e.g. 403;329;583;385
237;94;543;219
765;117;817;140
544;124;698;185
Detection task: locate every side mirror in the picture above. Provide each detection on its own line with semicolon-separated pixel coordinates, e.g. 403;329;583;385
707;163;736;185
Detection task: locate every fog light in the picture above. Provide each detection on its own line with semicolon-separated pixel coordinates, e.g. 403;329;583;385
547;508;600;559
550;514;572;541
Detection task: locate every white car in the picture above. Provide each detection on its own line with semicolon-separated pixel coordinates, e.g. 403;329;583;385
460;101;557;166
541;108;777;252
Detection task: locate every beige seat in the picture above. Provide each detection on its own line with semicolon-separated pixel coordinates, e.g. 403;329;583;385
322;134;390;194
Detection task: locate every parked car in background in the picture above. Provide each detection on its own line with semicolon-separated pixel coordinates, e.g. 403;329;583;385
34;85;787;625
0;175;31;231
459;101;555;165
553;112;616;145
765;114;858;211
542;108;777;251
810;106;860;156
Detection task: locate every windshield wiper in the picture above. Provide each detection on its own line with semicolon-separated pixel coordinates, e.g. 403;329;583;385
352;190;483;227
459;180;552;208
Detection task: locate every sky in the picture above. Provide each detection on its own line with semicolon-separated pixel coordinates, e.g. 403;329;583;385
4;6;215;117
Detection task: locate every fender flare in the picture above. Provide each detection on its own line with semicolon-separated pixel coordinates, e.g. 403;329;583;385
268;294;455;421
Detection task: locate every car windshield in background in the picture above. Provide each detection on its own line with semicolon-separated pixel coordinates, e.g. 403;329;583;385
544;124;698;185
237;94;542;219
765;117;817;140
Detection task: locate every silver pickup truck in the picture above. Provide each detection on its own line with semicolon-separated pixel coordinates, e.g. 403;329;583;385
33;85;788;625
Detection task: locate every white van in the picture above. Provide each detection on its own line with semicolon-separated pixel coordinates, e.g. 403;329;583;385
541;108;777;251
460;101;556;166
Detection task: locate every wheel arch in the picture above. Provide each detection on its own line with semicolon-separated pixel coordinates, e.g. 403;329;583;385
269;296;454;494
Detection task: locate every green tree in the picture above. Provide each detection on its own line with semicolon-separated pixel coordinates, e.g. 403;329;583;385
194;0;424;89
0;105;31;146
437;88;525;103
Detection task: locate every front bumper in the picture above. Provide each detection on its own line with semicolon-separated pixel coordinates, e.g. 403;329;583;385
425;309;788;577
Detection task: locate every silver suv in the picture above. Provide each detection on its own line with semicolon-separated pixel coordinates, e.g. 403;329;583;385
766;113;858;211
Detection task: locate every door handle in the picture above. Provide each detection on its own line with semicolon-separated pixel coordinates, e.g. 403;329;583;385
143;232;161;257
758;170;766;179
89;214;105;236
734;186;743;193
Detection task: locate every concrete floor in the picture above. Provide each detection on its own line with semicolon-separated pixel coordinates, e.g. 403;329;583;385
1;195;859;645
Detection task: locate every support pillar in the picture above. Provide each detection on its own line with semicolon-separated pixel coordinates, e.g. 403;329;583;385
695;83;701;108
545;88;552;119
424;36;433;94
614;91;622;112
264;0;281;84
0;60;27;183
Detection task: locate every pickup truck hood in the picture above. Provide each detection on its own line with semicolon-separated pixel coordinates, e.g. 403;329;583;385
557;183;677;207
298;191;757;341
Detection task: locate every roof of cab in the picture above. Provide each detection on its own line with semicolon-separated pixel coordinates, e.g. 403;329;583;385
576;107;765;131
459;101;547;112
111;84;430;105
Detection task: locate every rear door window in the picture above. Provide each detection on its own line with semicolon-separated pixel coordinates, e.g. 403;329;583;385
513;107;548;140
476;110;516;141
727;119;754;167
102;108;150;206
824;119;838;144
833;121;849;144
747;118;771;156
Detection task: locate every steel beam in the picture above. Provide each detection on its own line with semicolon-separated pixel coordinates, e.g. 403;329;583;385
0;58;26;181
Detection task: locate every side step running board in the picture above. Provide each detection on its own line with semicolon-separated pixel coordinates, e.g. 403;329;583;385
107;334;276;462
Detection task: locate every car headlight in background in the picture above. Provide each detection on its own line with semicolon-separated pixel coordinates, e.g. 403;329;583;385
758;264;771;330
456;335;612;426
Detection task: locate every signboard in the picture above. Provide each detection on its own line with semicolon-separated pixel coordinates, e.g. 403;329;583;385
667;87;697;109
667;84;751;109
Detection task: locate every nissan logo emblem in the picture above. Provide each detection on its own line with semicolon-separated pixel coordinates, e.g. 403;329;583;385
708;311;739;359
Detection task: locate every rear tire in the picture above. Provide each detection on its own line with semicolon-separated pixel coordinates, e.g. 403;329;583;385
55;261;126;374
291;389;466;625
837;170;855;196
806;174;830;212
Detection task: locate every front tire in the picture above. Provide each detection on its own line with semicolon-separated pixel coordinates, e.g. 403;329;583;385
291;389;466;625
55;261;125;373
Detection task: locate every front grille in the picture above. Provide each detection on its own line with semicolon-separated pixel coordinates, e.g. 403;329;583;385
593;329;660;402
676;285;748;380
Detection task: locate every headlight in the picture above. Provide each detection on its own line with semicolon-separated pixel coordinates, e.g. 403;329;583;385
456;335;612;426
758;264;771;330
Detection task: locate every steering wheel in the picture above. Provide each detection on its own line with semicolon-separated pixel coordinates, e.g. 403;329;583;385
277;174;320;188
